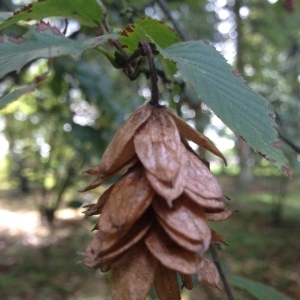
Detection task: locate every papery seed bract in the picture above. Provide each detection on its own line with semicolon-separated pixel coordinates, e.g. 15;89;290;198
81;156;138;192
134;107;182;183
93;104;153;177
111;242;157;300
185;149;223;199
184;188;224;209
94;211;153;259
98;165;154;234
204;205;232;221
211;229;228;244
166;107;227;164
197;258;223;290
155;214;205;252
145;223;200;274
152;195;211;252
179;273;194;290
154;263;181;300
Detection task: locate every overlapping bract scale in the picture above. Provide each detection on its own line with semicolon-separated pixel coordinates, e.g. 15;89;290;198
82;103;231;299
111;243;157;300
152;195;211;253
98;165;154;234
144;223;200;274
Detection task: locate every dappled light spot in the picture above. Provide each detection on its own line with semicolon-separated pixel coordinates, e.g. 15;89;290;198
0;207;84;246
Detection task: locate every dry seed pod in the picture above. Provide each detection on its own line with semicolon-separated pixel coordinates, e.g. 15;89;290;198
111;242;157;300
154;263;181;300
146;164;186;206
81;156;138;192
204;205;233;221
82;184;115;216
185;149;223;199
179;273;194;290
98;165;154;234
155;214;205;252
145;223;200;274
82;231;115;270
211;229;228;244
134;108;182;183
184;188;224;209
95;211;153;258
81;102;231;299
197;258;223;290
152;195;211;252
166;107;227;164
92;104;153;177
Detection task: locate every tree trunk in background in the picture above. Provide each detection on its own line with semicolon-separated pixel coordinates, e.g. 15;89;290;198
237;138;253;186
234;0;253;187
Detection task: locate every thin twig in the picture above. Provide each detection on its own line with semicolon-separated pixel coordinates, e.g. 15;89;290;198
210;244;235;300
98;0;128;57
98;0;110;33
279;132;300;154
140;40;160;107
157;0;188;41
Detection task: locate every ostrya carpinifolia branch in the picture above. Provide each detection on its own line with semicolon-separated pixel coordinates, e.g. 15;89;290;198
81;103;231;299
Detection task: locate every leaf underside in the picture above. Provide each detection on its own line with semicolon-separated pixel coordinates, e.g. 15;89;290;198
0;22;117;78
158;41;290;176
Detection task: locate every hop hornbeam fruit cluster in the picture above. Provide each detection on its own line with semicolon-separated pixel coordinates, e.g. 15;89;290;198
82;103;232;299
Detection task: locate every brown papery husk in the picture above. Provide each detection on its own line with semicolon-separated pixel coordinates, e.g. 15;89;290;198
154;263;181;300
95;210;153;258
166;107;226;164
179;272;194;290
204;204;233;221
211;229;228;244
82;183;115;216
82;231;115;271
152;195;211;251
145;223;200;274
156;214;207;252
98;165;154;234
95;104;153;177
185;149;223;199
80;156;139;192
111;242;158;300
134;106;182;184
83;214;152;270
197;257;223;290
82;254;113;272
145;165;187;203
184;188;224;210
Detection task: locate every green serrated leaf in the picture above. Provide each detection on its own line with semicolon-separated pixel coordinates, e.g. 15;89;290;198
0;22;118;78
158;41;290;176
229;275;292;300
119;17;180;54
0;0;103;30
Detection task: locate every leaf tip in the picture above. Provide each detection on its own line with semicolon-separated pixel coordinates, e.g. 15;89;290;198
271;141;281;149
232;70;241;77
36;20;62;36
281;166;292;179
269;113;276;120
